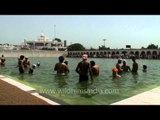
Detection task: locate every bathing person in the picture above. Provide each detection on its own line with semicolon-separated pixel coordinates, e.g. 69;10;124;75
76;54;93;82
54;56;69;75
18;55;25;74
116;59;123;74
29;64;36;74
37;62;40;67
112;66;121;78
90;60;100;76
143;65;147;72
121;59;131;72
132;57;138;73
23;57;30;68
0;54;6;66
64;61;70;73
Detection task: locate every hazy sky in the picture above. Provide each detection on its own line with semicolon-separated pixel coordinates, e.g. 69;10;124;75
0;15;160;49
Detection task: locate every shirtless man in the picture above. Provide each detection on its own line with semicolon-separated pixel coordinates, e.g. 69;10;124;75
76;54;93;82
54;56;69;75
90;61;100;76
23;57;30;69
121;59;131;72
116;59;123;74
18;55;25;74
132;57;138;73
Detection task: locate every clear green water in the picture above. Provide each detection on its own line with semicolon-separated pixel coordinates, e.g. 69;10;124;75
1;57;160;105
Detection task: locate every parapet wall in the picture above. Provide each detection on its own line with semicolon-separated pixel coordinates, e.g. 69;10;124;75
0;50;68;57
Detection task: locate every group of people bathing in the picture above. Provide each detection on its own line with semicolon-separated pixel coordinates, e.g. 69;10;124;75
1;53;147;82
54;54;99;82
112;57;137;77
54;54;147;82
18;55;40;74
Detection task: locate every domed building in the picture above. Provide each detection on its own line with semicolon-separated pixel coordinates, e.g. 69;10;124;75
23;32;67;51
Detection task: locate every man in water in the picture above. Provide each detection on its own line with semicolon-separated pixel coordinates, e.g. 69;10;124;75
76;54;93;82
121;59;131;72
37;62;40;67
18;55;25;74
116;59;123;74
54;56;69;75
64;61;70;73
132;57;138;73
112;66;121;78
1;54;6;66
143;65;147;72
90;61;100;76
23;57;30;69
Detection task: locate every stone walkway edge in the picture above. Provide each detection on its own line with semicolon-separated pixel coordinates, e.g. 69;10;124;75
0;75;60;105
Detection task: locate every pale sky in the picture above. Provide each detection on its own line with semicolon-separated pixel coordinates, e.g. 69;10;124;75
0;15;160;49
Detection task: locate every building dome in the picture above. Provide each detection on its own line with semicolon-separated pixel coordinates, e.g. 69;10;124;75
38;32;49;41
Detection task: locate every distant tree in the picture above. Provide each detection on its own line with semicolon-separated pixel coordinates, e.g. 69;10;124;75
90;47;97;50
67;43;86;51
99;45;110;50
141;46;145;49
147;44;158;49
54;38;61;42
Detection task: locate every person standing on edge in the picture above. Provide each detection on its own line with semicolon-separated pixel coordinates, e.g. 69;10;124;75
1;54;6;66
132;57;138;73
76;54;93;82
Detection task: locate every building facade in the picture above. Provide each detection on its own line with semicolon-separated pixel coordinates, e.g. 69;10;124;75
24;33;67;51
67;49;160;59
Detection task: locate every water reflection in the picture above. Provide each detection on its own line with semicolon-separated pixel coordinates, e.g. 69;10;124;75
54;75;68;88
132;72;138;83
18;74;24;80
76;81;98;98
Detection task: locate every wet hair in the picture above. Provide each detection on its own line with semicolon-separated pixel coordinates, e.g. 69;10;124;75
64;61;68;65
20;55;24;60
58;56;64;62
32;64;36;69
123;60;126;65
132;56;136;61
90;61;95;67
118;59;122;64
143;65;147;69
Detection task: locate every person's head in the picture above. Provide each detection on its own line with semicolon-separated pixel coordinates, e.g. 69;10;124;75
32;64;36;69
90;61;95;67
37;62;40;67
20;55;24;60
132;56;136;62
25;57;28;60
82;54;88;61
143;65;147;70
118;59;122;64
123;59;126;65
58;56;64;63
64;61;68;65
